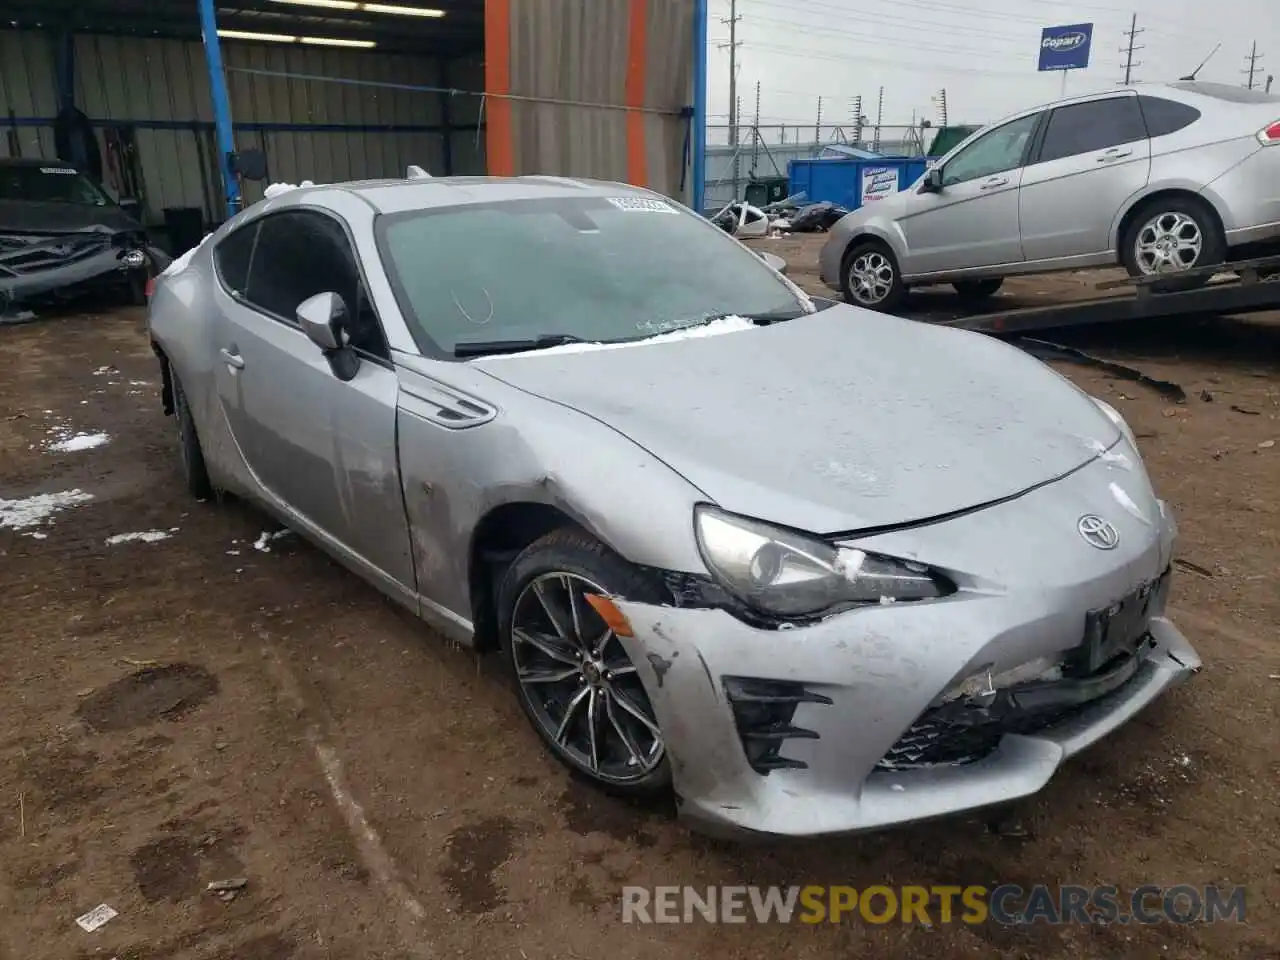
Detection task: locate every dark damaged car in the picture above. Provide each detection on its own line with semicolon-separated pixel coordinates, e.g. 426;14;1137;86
0;159;158;310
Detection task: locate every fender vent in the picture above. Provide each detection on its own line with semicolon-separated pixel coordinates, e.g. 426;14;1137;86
399;377;496;430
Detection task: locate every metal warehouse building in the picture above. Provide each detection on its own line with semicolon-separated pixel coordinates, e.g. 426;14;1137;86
1;0;705;240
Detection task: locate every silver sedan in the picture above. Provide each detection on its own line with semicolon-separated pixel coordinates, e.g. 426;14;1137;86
147;175;1199;837
821;81;1280;311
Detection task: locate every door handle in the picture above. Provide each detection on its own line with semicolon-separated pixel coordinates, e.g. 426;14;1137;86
980;176;1009;189
220;348;245;370
1097;148;1133;162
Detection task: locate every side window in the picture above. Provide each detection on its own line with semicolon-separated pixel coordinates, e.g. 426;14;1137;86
1038;97;1147;163
941;113;1041;186
243;210;389;359
1138;96;1201;137
213;222;258;295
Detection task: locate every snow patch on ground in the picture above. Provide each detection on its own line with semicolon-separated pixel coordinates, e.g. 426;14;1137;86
476;315;757;360
106;530;173;545
264;180;316;199
0;489;94;531
48;432;110;453
254;529;293;552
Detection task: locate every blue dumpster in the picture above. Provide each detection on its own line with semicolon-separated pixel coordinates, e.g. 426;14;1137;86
788;157;932;211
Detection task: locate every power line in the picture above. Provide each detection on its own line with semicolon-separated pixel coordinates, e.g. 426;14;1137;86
1243;41;1264;90
1121;13;1145;85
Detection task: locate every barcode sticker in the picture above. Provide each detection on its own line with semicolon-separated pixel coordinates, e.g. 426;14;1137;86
606;196;678;214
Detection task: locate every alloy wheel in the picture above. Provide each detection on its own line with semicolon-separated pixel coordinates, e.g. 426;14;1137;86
510;572;664;783
848;251;895;305
1134;212;1203;275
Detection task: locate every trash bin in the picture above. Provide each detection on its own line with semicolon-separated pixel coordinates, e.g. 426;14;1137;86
163;207;204;258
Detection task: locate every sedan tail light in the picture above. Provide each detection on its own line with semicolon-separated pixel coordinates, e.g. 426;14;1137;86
1258;120;1280;145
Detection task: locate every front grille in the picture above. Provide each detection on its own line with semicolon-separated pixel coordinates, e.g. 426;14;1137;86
724;676;832;775
877;644;1149;771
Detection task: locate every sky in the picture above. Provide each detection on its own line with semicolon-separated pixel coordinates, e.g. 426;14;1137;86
706;0;1277;135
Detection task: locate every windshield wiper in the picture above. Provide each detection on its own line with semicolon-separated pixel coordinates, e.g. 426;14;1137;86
454;333;588;359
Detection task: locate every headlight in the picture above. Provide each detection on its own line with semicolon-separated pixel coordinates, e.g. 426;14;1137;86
693;505;949;619
1092;396;1136;448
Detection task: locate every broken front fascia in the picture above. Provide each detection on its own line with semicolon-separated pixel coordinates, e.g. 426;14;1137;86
0;231;151;304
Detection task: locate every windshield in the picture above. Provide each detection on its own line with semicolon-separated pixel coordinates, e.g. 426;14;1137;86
0;164;111;205
375;195;806;357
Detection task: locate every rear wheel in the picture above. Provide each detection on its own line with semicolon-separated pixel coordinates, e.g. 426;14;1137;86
952;278;1004;303
840;240;907;312
496;528;671;797
172;367;212;500
1122;197;1225;291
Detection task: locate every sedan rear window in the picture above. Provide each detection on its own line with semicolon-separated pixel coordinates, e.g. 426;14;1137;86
0;165;110;205
375;197;806;358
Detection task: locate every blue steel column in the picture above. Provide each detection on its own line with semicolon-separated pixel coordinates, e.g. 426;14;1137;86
197;0;241;219
691;0;709;215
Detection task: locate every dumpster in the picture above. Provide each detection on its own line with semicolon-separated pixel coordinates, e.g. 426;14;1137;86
788;157;932;211
743;176;789;208
163;207;205;258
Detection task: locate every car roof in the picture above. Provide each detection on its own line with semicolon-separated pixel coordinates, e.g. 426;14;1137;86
269;175;661;215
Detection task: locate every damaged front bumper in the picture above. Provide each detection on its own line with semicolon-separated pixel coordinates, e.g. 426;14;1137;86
615;597;1199;838
0;235;151;306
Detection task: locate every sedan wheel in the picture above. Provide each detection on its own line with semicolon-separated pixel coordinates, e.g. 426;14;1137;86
1133;211;1203;275
510;572;664;784
840;240;906;312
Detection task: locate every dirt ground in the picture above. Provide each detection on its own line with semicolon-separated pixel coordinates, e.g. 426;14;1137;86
1;238;1278;959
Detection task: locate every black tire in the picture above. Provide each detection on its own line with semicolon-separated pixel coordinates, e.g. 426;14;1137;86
1121;196;1225;292
172;367;213;500
496;527;672;797
840;239;907;312
953;278;1004;302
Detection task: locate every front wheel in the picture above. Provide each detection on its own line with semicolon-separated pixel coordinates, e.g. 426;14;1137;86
496;528;671;797
953;278;1003;303
840;240;907;312
1121;197;1225;291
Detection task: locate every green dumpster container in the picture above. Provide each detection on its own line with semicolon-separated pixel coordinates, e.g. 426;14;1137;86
743;177;789;208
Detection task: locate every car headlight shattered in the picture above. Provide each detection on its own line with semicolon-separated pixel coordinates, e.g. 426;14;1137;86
693;505;950;619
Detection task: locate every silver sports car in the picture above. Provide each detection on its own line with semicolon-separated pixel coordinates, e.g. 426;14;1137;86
147;175;1200;837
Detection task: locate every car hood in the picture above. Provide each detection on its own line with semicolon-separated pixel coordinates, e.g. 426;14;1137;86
0;199;140;235
472;306;1118;534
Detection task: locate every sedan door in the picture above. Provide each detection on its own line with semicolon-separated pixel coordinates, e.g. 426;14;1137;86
211;208;416;598
896;111;1042;276
1018;94;1153;263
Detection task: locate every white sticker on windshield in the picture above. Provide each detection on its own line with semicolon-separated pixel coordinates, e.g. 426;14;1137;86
41;167;77;175
606;196;678;214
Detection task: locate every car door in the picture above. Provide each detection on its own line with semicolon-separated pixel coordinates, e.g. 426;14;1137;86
211;207;416;597
1018;94;1153;263
896;111;1042;276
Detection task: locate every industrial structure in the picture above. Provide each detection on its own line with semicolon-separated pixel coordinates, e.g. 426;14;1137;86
0;0;706;232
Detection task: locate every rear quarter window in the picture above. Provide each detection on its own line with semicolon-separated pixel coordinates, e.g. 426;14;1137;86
213;223;258;294
1138;96;1201;137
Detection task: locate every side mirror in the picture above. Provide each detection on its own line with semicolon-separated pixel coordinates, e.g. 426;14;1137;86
229;148;268;182
297;291;347;351
919;167;943;193
757;250;788;274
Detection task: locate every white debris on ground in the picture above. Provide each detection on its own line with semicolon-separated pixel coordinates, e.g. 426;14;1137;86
0;489;94;531
264;180;316;199
477;315;757;360
92;365;118;376
105;530;174;546
253;529;292;552
160;233;214;278
48;432;110;453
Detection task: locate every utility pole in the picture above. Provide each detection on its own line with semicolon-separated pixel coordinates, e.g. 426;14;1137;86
1243;41;1264;90
1120;13;1144;84
872;86;884;153
934;88;948;127
751;80;761;176
850;95;863;147
718;0;742;198
814;96;823;155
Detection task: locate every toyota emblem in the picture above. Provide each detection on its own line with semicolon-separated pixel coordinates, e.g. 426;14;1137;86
1078;514;1120;550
